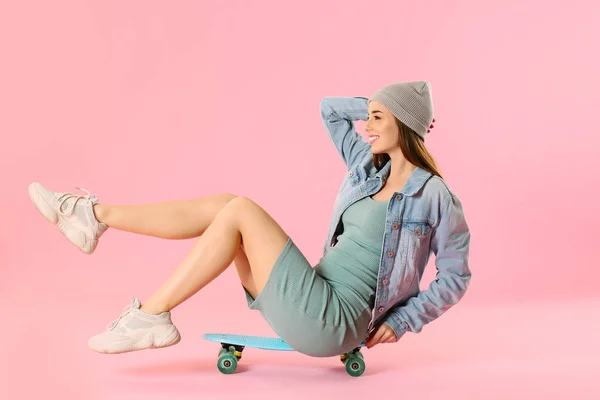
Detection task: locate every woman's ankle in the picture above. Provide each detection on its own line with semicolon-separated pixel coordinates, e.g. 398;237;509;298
93;204;107;223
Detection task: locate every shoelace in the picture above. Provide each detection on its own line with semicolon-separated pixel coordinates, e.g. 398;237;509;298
106;297;138;331
56;187;97;217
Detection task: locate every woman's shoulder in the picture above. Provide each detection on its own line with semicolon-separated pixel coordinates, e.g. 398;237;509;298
422;173;460;203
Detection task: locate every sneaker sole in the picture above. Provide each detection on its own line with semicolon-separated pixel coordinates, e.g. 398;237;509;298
92;327;182;354
28;182;97;254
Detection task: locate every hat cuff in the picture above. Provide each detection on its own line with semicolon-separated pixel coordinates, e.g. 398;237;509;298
371;90;428;139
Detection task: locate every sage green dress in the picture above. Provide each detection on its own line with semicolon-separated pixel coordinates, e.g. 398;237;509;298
243;195;388;357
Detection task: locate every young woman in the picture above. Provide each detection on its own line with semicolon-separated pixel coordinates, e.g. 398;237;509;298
28;81;471;358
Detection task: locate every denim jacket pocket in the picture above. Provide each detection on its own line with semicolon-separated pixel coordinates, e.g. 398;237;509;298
401;220;433;260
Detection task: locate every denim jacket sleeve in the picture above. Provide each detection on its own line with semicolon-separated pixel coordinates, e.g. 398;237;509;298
382;194;472;340
320;96;371;169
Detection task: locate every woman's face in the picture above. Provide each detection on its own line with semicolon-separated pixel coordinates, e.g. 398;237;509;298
365;100;400;154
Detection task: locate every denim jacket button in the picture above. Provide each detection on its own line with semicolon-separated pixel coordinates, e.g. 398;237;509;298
392;223;399;229
378;307;384;313
387;251;394;257
383;279;389;284
349;171;354;176
396;194;402;200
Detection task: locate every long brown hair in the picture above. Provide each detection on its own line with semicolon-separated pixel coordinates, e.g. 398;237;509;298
372;118;444;180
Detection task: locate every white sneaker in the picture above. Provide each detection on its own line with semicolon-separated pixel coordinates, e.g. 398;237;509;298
88;297;181;354
28;182;108;254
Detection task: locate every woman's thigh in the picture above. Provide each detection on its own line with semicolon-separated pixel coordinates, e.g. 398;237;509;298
226;196;290;296
233;244;257;298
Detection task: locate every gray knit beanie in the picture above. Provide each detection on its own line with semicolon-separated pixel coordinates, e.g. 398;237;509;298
369;81;435;140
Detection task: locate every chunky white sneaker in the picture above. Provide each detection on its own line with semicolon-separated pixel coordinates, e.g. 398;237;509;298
88;297;181;354
28;182;108;254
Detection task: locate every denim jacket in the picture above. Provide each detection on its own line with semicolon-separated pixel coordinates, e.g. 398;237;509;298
319;96;472;342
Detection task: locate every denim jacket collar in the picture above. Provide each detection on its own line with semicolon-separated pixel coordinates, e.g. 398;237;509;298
370;159;433;197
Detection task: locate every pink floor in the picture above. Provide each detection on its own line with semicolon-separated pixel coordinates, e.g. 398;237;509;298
1;292;598;400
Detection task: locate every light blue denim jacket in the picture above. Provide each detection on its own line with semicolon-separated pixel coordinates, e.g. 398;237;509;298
319;96;472;342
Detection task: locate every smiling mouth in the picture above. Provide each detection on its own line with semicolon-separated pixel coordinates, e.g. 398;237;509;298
368;136;379;143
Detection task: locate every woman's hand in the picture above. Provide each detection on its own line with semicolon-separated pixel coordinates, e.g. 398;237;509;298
365;323;398;349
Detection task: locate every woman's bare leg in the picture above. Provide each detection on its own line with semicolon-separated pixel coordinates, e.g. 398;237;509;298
139;196;289;315
93;192;255;289
93;192;238;239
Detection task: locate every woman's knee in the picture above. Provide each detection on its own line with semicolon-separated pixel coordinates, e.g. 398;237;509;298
221;192;238;203
226;196;257;213
209;193;239;215
213;196;251;228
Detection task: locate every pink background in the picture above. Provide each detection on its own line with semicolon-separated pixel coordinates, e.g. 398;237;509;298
1;0;599;398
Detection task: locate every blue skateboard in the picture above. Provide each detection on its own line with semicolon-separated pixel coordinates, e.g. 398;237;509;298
203;333;367;377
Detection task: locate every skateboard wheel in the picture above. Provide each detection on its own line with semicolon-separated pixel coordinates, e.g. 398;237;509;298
217;353;238;374
345;356;365;377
